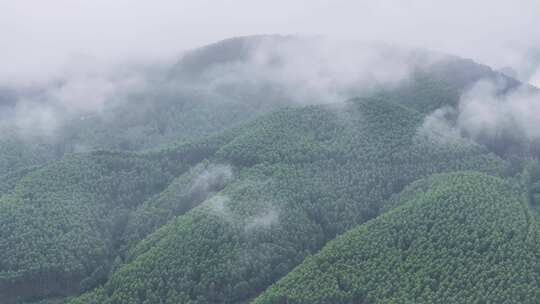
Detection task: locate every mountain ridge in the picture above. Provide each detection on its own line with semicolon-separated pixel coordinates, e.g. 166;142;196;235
1;36;539;303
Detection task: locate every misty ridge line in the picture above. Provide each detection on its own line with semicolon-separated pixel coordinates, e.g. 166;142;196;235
0;37;435;140
1;35;538;155
3;2;540;301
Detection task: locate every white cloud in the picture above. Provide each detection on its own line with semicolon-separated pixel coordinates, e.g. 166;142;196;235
420;79;540;148
1;0;539;83
530;69;540;87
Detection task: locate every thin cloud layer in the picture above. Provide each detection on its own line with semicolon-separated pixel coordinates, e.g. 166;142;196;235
459;82;540;142
0;36;436;140
195;37;427;104
1;0;540;151
420;79;540;153
1;0;539;84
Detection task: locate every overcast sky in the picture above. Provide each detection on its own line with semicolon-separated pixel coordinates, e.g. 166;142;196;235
1;0;539;84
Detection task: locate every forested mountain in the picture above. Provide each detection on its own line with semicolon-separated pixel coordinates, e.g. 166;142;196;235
65;96;504;304
1;36;539;304
254;172;540;303
0;36;295;175
0;35;515;175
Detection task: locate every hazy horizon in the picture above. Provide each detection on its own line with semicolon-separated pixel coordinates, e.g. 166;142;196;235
2;0;539;86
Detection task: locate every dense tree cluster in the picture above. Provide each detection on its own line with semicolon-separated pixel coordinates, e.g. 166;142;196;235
67;96;506;304
0;36;538;304
254;172;540;304
0;133;56;175
0;146;221;303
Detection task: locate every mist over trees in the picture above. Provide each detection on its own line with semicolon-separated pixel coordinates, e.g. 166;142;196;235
1;2;540;304
0;35;538;304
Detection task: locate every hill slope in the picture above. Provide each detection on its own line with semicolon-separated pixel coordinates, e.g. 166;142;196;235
0;35;517;176
0;138;231;303
67;97;504;304
254;172;540;304
0;36;535;303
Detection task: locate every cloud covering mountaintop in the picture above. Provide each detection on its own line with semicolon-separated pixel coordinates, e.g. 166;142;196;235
1;0;539;86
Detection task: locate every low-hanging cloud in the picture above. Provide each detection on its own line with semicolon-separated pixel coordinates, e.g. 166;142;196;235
0;63;149;140
419;79;540;153
529;69;540;88
244;207;280;232
2;0;540;148
188;164;234;202
416;106;464;145
1;36;437;143
199;37;428;104
458;82;540;142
